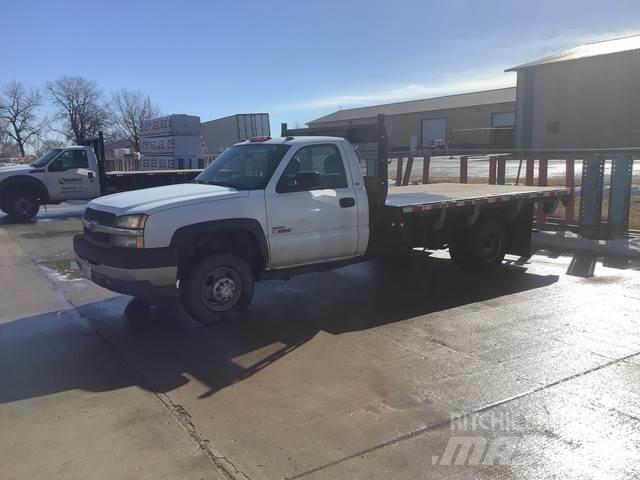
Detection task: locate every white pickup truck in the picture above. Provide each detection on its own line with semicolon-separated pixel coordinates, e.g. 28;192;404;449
0;133;199;221
74;130;571;325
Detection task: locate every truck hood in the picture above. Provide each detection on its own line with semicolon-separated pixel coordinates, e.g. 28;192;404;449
0;164;34;177
88;183;248;215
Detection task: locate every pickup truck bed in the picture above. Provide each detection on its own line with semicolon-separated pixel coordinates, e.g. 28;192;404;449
385;183;571;214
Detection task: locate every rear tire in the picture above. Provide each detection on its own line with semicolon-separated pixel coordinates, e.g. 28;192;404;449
180;253;254;325
6;189;40;221
463;220;507;272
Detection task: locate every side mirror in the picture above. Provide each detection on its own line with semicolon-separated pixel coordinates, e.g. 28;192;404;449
295;172;321;190
88;171;94;179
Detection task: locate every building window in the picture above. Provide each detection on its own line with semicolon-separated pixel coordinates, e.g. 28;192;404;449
546;121;560;135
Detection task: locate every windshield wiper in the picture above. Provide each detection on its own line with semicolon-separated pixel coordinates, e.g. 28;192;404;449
204;180;237;189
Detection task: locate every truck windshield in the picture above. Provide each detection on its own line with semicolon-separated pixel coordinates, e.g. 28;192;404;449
196;144;290;190
31;149;62;168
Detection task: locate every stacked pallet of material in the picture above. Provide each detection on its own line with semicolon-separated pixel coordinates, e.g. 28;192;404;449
139;114;202;170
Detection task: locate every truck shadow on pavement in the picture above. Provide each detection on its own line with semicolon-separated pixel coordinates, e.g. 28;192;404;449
0;255;559;404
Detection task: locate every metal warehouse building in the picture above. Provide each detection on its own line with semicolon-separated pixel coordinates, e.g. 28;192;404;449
508;35;640;149
307;87;517;151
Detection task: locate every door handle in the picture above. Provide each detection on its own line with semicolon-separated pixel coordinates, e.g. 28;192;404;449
339;197;355;208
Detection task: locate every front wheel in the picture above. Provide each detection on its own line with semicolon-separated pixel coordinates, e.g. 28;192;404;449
6;190;40;221
180;253;254;325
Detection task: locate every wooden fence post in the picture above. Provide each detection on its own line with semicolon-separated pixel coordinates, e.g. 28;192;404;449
525;157;534;186
422;152;431;184
402;156;414;186
395;157;404;186
460;156;468;183
488;156;497;185
497;157;506;185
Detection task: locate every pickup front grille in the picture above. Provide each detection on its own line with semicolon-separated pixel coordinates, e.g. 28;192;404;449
84;208;116;226
84;208;116;247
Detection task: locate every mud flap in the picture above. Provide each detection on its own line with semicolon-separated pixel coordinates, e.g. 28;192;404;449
505;203;534;257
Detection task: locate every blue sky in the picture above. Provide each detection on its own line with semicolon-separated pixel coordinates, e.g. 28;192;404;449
3;0;640;135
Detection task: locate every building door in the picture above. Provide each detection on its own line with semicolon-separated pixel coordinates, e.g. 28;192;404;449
490;112;516;149
421;118;447;149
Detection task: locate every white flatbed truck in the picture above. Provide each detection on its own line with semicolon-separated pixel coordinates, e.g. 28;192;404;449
74;119;570;325
0;133;201;221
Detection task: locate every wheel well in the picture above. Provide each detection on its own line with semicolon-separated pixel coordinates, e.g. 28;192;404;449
0;178;48;206
176;229;265;279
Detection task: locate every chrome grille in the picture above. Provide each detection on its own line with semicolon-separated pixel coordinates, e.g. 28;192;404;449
84;208;115;246
84;208;116;226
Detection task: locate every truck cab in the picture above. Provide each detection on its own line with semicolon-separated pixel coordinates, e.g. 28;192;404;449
34;146;100;201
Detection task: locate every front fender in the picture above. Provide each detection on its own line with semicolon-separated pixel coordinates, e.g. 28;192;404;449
170;219;269;269
0;174;50;204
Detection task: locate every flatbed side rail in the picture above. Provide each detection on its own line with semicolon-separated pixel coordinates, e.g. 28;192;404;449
393;188;572;215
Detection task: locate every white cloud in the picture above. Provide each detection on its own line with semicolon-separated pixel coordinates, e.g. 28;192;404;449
517;27;640;58
280;70;516;111
277;27;640;114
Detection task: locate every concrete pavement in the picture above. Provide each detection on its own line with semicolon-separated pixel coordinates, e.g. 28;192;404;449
1;208;640;479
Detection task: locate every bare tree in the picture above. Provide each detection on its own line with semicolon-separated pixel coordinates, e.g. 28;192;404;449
47;76;109;143
110;89;161;152
35;138;64;157
0;81;46;157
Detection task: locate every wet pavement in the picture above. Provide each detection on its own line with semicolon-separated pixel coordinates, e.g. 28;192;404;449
1;207;639;479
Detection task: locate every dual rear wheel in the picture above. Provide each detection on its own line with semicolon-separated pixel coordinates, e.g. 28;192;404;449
449;220;507;272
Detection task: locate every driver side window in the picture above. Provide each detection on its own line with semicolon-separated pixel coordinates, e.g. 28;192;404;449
49;150;88;172
276;144;348;193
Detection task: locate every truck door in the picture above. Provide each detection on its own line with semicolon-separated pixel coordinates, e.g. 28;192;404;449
265;143;359;268
46;149;99;201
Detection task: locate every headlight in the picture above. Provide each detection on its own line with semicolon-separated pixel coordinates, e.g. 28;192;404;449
115;214;148;229
112;214;147;248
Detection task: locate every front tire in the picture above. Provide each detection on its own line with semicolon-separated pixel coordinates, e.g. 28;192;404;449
180;253;254;325
6;190;40;221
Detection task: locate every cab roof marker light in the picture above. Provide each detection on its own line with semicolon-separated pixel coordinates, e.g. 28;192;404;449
249;136;271;142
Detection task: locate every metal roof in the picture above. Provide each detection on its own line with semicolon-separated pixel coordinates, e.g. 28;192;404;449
307;87;516;125
506;34;640;71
